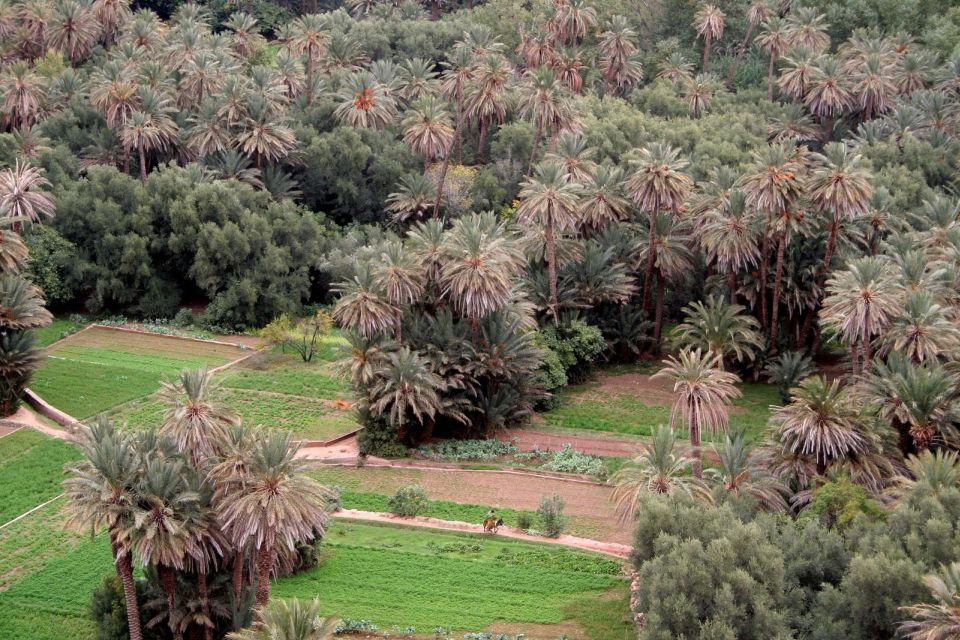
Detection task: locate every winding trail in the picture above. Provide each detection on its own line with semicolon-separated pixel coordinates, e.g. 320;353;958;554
334;508;632;559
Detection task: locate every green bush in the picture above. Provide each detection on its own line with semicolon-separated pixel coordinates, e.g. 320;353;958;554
536;319;605;385
541;444;607;479
388;485;429;517
537;493;567;538
805;478;885;531
172;309;196;328
516;512;534;530
89;573;161;640
416;439;518;461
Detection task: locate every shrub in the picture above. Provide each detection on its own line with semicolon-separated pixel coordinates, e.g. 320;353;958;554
172;308;196;327
516;512;534;529
416;439;518;461
358;416;408;458
537;493;567;538
541;444;607;479
335;618;380;634
89;573;161;640
289;310;332;362
805;478;885;530
536;319;605;385
388;485;429;517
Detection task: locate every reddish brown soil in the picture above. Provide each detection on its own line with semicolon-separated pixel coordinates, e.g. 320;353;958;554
48;325;245;361
499;428;643;458
577;372;674;405
0;424;21;439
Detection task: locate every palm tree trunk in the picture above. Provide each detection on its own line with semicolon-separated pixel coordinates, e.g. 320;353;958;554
455;95;463;164
255;544;275;609
703;33;711;72
199;568;213;640
641;209;658;316
861;301;871;374
233;549;244;603
433;110;468;218
139;146;147;182
305;53;315;106
849;343;859;377
823;112;832;142
114;545;143;640
653;271;666;350
527;119;544;176
759;214;771;328
769;229;787;350
728;271;738;304
799;215;839;346
160;565;183;640
545;223;559;322
430;0;439;20
726;25;756;86
477;118;489;163
767;55;775;101
690;417;702;479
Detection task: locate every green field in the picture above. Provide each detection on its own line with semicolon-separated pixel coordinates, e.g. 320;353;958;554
0;430;79;524
0;505;626;640
542;380;779;442
274;520;626;634
34;319;85;348
337;489;537;527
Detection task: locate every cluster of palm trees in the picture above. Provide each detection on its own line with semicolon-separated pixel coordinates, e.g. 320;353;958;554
63;369;331;640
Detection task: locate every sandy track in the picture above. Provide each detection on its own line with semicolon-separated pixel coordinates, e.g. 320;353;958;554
335;508;632;558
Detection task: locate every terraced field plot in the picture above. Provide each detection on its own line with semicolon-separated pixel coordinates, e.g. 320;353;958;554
0;429;79;524
31;327;245;419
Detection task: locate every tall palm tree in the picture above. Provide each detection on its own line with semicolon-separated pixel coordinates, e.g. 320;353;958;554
369;346;444;431
656;52;695;86
708;431;789;512
374;242;424;340
755;17;789;100
287;14;329;106
637;212;695;346
219;430;330;608
544;132;597;183
235;97;296;168
464;54;512;163
673;296;764;367
47;0;99;64
579;165;629;232
726;0;773;84
0;62;47;129
0;274;54;330
771;375;867;474
402;96;453;168
519;67;573;175
439;46;474;165
386;173;436;224
332;261;399;338
227;598;336;640
693;4;725;73
63;419;145;640
158;368;238;467
598;16;643;95
899;563;960;640
784;6;831;52
805;57;852;141
611;424;711;520
625;143;693;317
699;189;760;302
0;160;55;223
652;348;742;477
777;46;817;100
820;256;901;374
880;290;960;363
335;71;398;130
681;73;717;118
554;0;597;53
516;162;581;319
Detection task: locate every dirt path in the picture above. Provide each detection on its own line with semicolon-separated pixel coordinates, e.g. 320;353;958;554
335;508;632;559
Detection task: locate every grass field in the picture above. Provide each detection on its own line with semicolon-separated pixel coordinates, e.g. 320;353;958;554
34;318;85;348
542;379;779;442
0;430;79;524
273;520;627;635
31;327;244;418
337;489;538;528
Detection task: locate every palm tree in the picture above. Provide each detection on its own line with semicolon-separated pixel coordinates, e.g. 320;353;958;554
335;71;398;130
611;425;711;520
0;274;54;330
369;346;443;432
777;46;817;100
439;46;474;164
820;256;901;374
765;350;815;402
693;4;725;73
637;212;695;346
0;62;47;129
880;291;960;363
673;296;764;367
579;165;629;232
158;369;238;467
464;54;512;164
699;190;760;302
374;242;424;340
0;160;55;223
656;52;694;86
887;450;960;507
652;348;742;477
516;162;581;319
726;0;773;84
770;376;867;474
849;53;897;121
187;100;233;159
227;598;336;640
681;73;717;118
544;132;597;183
598;16;643;95
784;6;831;53
0;219;30;273
386;173;436;224
625;143;693;317
708;431;789;512
399;58;439;102
769;103;820;143
235;97;296;168
899;563;960;640
402;96;453;168
63;419;144;640
805;57;853;141
519;67;574;175
47;0;99;64
332;262;399;338
219;430;330;608
755;17;789;100
287;14;329;106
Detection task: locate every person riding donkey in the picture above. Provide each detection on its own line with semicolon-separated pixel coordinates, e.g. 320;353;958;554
483;509;503;533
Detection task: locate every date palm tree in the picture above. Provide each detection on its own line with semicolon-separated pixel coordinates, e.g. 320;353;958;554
777;46;817;100
386;173;436;224
439;46;474;164
0;62;47;129
805;57;852;141
187;100;233;159
693;4;725;72
375;241;424;340
820;256;901;374
47;0;99;64
899;563;960;640
235;96;296;168
656;52;694;86
681;73;717;118
784;6;831;53
287;14;329;106
598;16;643;95
652;348;742;477
885;291;960;363
0;219;30;273
464;54;512;163
554;0;596;52
611;424;711;520
63;419;145;640
888;449;960;507
755;17;789;100
674;296;764;367
335;71;398;130
402;96;453;168
219;430;330;608
726;0;773;84
638;212;696;347
0;160;55;223
625;142;693;317
516;162;581;319
699;190;760;302
227;598;336;640
771;375;867;474
708;431;789;512
158;368;239;467
369;346;444;431
519;67;574;175
579;165;629;233
332;261;399;338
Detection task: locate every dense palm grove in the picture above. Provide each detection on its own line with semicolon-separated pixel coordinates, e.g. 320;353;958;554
1;0;959;636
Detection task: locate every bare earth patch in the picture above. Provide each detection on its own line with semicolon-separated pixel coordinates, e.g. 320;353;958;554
575;373;675;405
46;325;246;361
499;428;643;458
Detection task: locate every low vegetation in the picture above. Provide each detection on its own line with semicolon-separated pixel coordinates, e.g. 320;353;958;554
0;429;79;523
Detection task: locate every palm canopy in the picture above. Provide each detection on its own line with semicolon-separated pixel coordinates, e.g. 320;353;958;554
158;368;239;466
0;160;55;222
625;142;693;213
808;142;874;219
227;598;336;640
401;96;454;163
654;348;742;436
887;449;960;506
369;346;444;428
516;162;582;233
673;296;765;365
332;261;399;338
708;431;790;512
899;562;960;640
